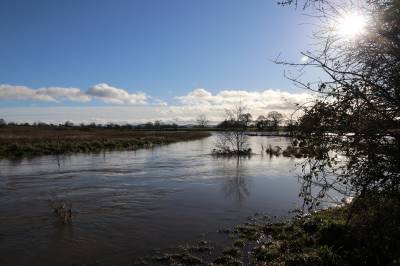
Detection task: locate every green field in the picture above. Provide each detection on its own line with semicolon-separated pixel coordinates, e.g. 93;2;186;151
0;126;210;159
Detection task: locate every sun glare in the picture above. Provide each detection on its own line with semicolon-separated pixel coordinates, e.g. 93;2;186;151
335;12;367;39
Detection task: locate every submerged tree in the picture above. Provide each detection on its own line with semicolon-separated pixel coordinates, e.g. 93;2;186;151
278;0;400;210
213;104;252;155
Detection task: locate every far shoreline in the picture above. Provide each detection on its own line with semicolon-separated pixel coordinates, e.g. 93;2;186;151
0;126;211;159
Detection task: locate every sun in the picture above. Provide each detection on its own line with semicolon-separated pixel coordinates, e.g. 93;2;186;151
335;12;367;39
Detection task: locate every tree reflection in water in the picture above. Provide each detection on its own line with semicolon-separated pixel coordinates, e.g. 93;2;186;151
222;157;250;205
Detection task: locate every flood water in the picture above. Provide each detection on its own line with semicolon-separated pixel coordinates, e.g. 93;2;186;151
1;135;312;266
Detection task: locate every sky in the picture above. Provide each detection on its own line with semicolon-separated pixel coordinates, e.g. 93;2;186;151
0;0;317;124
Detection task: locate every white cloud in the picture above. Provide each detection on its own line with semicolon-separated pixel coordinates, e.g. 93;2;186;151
173;88;312;121
87;83;147;105
36;87;90;102
0;83;147;105
176;88;308;109
0;84;89;102
0;86;313;124
0;84;56;102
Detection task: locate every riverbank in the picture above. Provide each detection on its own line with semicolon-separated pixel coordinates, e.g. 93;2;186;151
0;126;210;159
245;131;292;137
139;193;400;265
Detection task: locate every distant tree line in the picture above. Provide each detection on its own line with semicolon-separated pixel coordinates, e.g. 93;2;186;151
0;110;299;132
0;119;183;130
216;110;298;132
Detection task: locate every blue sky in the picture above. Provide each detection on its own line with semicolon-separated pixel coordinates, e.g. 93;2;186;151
0;0;316;123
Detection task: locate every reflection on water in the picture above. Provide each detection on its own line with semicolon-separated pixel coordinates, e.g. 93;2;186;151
222;158;250;205
0;135;305;266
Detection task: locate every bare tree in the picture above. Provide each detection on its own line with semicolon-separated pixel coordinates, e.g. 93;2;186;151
277;0;400;211
213;104;252;155
278;0;324;9
196;114;209;128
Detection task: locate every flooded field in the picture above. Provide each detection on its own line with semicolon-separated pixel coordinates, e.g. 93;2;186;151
1;135;310;265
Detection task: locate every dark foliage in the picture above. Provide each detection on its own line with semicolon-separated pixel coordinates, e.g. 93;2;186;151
279;0;400;210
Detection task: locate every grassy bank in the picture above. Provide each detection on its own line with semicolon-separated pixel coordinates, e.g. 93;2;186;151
138;193;400;266
0;126;210;159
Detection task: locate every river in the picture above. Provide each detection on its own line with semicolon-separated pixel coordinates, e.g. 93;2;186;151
0;135;310;265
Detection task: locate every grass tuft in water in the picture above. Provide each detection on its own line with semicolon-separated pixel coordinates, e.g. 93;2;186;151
51;200;73;224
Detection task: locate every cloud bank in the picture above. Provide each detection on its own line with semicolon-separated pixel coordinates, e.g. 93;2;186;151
0;85;313;124
165;88;312;122
0;83;147;105
177;88;309;110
